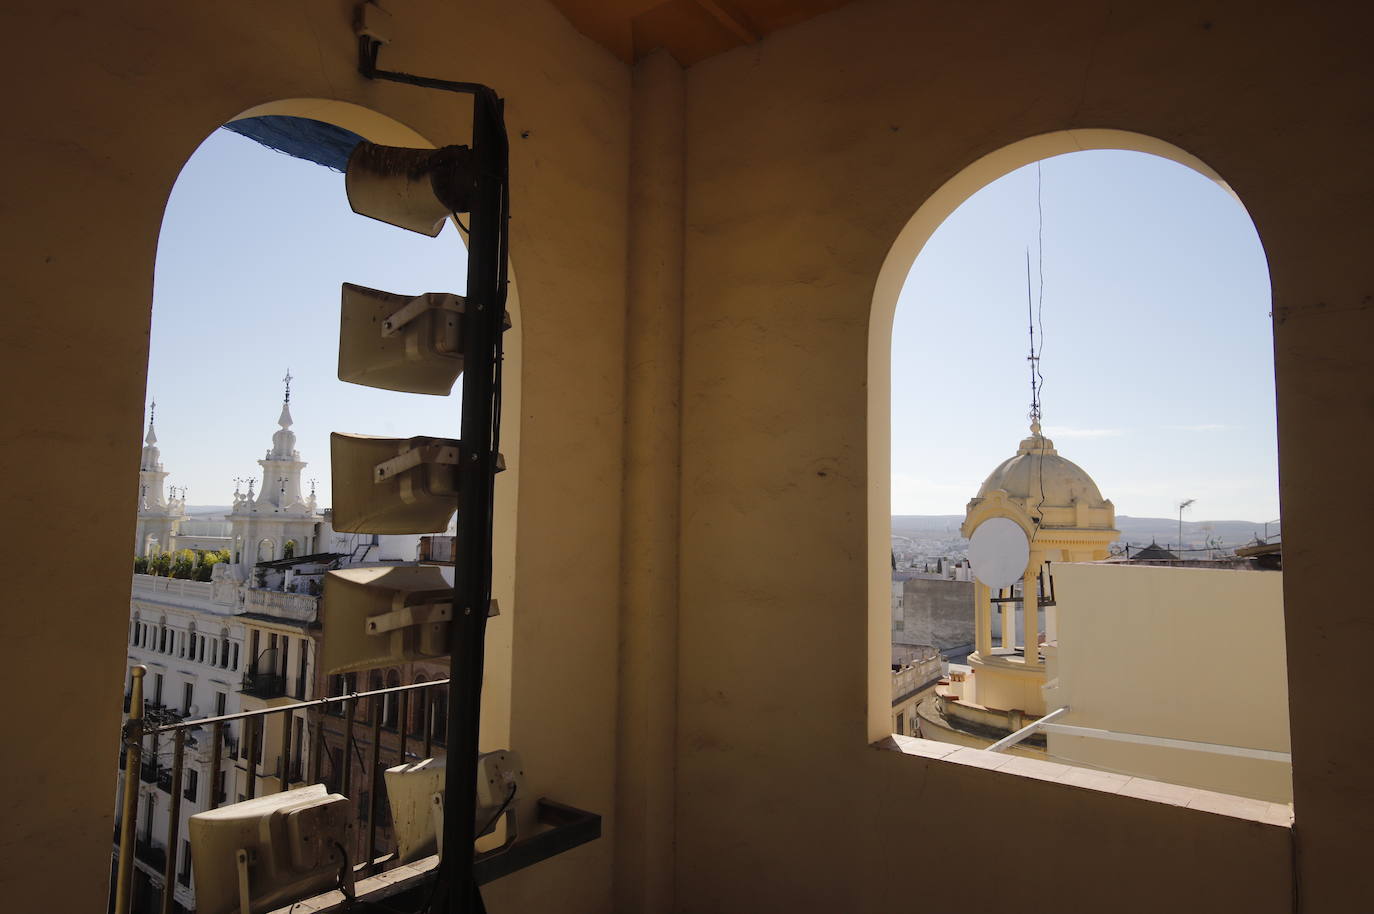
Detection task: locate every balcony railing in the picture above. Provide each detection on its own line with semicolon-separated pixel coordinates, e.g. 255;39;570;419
134;838;166;871
115;663;601;914
115;671;454;914
240;671;288;699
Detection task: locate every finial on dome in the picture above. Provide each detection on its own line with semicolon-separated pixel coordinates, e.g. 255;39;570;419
278;370;294;428
145;399;158;445
1030;417;1042;437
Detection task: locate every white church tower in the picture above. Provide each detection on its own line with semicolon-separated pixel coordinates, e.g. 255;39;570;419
229;372;322;576
134;400;186;555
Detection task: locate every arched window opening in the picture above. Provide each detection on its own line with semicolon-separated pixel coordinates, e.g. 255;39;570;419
874;136;1288;807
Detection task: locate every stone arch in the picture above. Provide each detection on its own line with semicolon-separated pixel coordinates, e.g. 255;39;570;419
865;129;1265;740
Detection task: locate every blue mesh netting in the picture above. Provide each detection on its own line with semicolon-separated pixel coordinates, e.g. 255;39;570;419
221;115;365;172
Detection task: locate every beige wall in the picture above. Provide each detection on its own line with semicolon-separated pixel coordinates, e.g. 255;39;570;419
4;1;1374;913
679;1;1367;912
1047;563;1290;802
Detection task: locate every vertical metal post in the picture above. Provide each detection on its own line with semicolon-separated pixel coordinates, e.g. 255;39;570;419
244;715;258;800
342;697;356;798
209;721;224;811
438;87;508;914
311;708;325;784
114;666;146;914
421;688;432;760
397;689;409;765
366;697;383;869
280;711;293;792
160;729;186;914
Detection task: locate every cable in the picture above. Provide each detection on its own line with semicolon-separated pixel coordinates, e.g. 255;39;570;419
477;783;517;839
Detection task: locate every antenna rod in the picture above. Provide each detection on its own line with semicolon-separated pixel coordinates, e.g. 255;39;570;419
1026;249;1040;432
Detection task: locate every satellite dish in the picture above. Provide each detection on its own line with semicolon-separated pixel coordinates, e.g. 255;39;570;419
967;517;1030;590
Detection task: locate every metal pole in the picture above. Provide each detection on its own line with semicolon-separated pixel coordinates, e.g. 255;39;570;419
209;721;223;810
114;665;146;914
160;729;186;914
438;87;508;914
280;710;293;792
244;715;258;800
366;697;383;870
421;688;432;760
397;689;409;765
986;705;1070;753
311;708;325;785
342;697;356;798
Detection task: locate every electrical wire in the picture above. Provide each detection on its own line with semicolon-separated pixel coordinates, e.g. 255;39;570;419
478;783;518;839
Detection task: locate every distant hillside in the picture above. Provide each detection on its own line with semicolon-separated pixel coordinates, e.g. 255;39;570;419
893;514;1275;550
184;504;232;517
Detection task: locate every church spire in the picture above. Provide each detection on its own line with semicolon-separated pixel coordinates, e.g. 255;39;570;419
145;399;158;445
278;369;294;428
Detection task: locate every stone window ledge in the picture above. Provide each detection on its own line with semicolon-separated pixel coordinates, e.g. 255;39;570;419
875;734;1294;828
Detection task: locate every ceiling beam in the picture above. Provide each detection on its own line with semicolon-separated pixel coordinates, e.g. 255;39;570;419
688;0;760;44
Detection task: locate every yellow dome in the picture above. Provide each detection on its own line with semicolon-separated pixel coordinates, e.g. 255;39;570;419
976;433;1106;510
964;427;1117;537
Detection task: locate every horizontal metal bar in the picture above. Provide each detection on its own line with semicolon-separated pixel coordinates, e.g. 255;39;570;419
144;678;451;735
986;706;1069;753
1039;722;1292;762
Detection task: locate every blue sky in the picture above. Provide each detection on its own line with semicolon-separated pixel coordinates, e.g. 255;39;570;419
149;132;1278;522
892;150;1279;521
148;129;467;508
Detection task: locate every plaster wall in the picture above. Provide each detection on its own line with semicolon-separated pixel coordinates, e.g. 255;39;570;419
677;0;1370;911
5;1;1374;913
1;3;628;912
898;577;973;653
1047;562;1290;802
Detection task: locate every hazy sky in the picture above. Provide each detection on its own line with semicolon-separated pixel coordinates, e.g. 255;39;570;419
892;150;1278;521
148;129;467;508
149;131;1278;523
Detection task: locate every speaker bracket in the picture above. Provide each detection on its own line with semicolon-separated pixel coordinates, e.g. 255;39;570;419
382;293;465;337
374;443;461;483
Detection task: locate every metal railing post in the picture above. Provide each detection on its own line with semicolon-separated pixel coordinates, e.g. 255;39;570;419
366;697;383;869
421;687;433;760
342;697;356;798
310;707;325;785
114;665;146;914
160;729;186;914
244;715;258;800
209;721;224;810
397;689;409;765
280;711;293;793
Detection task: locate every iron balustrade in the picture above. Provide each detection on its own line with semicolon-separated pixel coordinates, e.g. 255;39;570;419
239;670;288;699
114;664;452;914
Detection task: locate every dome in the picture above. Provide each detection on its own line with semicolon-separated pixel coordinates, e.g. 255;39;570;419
975;432;1106;509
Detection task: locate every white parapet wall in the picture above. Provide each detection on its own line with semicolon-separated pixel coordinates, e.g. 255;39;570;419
1045;562;1290;803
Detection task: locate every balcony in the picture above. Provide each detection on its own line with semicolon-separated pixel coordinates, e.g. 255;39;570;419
241;586;317;622
134;838;166;871
240;671;288;699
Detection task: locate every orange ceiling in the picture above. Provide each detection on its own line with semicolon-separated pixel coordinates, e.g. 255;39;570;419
547;0;855;65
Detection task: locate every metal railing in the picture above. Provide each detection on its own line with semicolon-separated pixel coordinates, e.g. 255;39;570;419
984;705;1292;764
113;664;451;914
239;670;288;699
